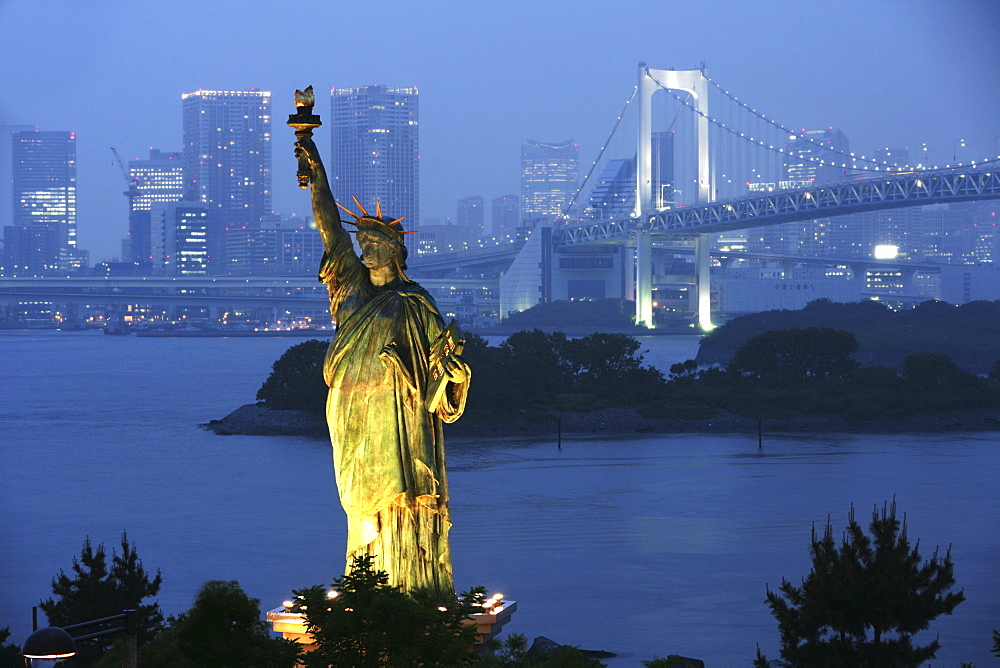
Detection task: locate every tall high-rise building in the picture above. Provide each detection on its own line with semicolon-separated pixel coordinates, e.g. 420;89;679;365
587;131;673;219
330;85;419;227
456;195;484;241
588;158;635;220
783;128;850;184
151;202;210;275
874;146;912;169
751;128;850;257
126;148;184;267
521;139;579;224
2;128;78;275
181;89;272;272
1;125;34;231
491;195;519;238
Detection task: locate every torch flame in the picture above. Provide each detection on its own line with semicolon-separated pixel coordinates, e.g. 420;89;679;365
294;85;315;108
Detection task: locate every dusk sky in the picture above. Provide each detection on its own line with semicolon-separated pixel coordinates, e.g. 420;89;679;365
2;0;998;263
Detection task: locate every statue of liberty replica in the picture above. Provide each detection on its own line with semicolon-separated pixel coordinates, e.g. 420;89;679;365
289;87;470;600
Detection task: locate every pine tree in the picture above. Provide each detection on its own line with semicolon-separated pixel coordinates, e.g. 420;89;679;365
128;580;299;668
293;555;480;667
40;533;162;665
760;499;964;667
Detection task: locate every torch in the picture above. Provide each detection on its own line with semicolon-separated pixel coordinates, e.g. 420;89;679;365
287;85;322;189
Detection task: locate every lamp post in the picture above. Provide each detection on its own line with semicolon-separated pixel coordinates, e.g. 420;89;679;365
22;609;137;668
953;138;966;163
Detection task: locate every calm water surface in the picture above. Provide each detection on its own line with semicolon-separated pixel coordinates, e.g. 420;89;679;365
1;331;996;665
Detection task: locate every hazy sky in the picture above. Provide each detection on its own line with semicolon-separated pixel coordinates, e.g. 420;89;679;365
1;0;997;262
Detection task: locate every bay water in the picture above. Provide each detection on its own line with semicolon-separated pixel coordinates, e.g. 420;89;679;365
1;331;996;665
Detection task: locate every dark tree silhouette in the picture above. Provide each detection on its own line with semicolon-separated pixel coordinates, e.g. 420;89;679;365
760;500;964;667
133;580;299;667
730;327;859;383
293;555;480;667
40;533;162;665
256;338;329;413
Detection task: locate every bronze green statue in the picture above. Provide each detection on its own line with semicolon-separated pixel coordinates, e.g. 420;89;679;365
290;88;470;600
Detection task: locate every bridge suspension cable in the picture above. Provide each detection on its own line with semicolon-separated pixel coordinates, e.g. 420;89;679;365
561;85;638;220
647;69;1000;175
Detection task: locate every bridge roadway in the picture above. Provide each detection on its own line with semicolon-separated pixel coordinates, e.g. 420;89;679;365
556;167;1000;246
653;245;946;275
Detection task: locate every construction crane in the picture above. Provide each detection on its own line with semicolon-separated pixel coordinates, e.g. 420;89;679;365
110;147;139;208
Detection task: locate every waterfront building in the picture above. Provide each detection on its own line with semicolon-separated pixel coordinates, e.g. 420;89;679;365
457;195;484;241
151;202;211;275
491;195;519;238
750;128;850;257
126;149;184;268
181;89;273;272
588;132;673;219
521;139;579;224
329;85;419;227
415;222;469;255
2;128;80;275
278;219;326;274
783;128;850;184
0;125;34;231
588;159;635;220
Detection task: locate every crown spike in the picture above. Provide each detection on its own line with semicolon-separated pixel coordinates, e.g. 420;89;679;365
351;195;370;217
388;217;405;226
337;202;361;220
376;201;383;218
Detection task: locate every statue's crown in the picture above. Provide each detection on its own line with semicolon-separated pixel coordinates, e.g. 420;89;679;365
338;196;415;243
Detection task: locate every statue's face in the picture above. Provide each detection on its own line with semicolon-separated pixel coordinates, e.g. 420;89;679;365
358;231;398;272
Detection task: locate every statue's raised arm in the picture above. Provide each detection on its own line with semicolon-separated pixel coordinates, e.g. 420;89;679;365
293;135;353;257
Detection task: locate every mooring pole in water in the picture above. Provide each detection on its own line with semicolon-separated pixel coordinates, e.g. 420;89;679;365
758;417;763;448
557;418;562;449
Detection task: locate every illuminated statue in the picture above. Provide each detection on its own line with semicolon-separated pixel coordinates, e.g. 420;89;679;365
290;90;470;599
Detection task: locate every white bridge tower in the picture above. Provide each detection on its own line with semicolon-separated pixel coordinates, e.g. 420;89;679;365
635;64;714;330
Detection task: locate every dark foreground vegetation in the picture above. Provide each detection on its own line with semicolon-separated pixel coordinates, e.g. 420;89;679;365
7;507;996;666
254;321;1000;428
699;298;1000;373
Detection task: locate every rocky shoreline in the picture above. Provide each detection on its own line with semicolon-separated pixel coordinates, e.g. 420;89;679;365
205;404;1000;438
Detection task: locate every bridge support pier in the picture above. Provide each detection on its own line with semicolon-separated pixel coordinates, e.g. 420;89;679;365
695;234;712;330
635;232;654;328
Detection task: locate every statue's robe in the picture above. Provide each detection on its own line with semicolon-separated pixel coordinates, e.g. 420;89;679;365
319;239;467;599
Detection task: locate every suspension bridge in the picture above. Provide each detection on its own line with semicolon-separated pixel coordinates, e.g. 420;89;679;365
514;63;1000;330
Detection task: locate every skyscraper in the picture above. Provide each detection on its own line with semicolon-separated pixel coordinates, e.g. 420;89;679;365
150;202;210;275
587;131;673;219
491;195;519;238
3;128;78;275
783;128;850;185
456;195;484;241
750;128;850;256
520;139;579;224
330;85;419;227
181;89;272;271
0;125;34;231
126;148;184;267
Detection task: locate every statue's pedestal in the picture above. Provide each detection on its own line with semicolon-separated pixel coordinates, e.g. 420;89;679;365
266;608;319;651
266;599;516;653
467;599;518;649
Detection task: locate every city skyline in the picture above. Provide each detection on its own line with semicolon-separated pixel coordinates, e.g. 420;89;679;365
0;0;997;263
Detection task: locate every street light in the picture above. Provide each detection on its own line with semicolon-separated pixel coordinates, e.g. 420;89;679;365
953;138;966;163
22;627;75;660
22;609;137;668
